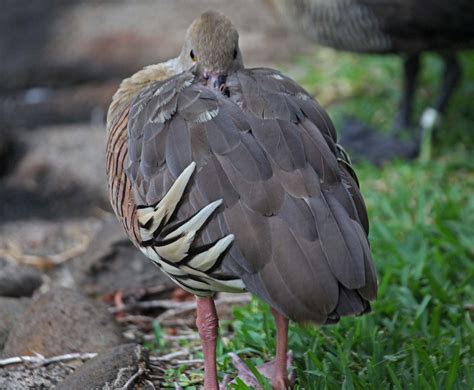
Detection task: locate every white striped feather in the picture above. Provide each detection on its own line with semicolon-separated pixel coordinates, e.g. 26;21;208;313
140;246;161;262
151;108;176;124
193;108;219;123
153;88;175;107
137;161;246;296
167;276;214;297
180;265;245;291
186;234;234;272
140;247;187;276
136;207;155;227
176;77;194;92
153;199;225;262
164;199;223;240
137;161;196;241
140;245;245;295
155;260;187;277
152;78;174;97
155;230;196;262
180;265;246;293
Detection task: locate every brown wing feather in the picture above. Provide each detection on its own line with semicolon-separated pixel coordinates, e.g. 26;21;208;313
125;68;377;323
105;107;141;246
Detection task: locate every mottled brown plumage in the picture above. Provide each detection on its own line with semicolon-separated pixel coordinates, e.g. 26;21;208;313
106;11;377;389
270;0;474;158
270;0;474;54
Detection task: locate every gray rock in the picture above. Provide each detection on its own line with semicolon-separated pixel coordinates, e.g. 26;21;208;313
70;217;173;296
0;129;22;178
56;343;151;390
3;124;108;221
2;287;124;357
0;362;76;390
0;259;43;297
0;297;30;351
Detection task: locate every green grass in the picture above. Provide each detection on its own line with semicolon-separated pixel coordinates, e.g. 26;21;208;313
221;152;474;390
156;48;474;389
291;49;474;149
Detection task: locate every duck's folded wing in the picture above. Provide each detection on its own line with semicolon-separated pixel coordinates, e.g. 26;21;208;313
127;69;377;323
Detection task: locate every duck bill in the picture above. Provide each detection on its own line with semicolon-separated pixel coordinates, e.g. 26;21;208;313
202;71;228;94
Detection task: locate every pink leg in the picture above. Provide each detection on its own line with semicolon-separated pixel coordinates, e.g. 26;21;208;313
196;296;219;390
225;306;293;389
271;307;290;390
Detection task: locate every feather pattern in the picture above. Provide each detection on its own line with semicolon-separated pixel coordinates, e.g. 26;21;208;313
272;0;474;54
108;66;377;323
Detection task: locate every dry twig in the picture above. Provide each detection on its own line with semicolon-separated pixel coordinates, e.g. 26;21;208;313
110;293;251;320
152;350;190;362
0;352;97;367
175;358;203;365
0;236;90;270
119;366;145;389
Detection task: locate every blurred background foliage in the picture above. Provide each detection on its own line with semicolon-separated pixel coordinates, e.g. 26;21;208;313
295;50;474;149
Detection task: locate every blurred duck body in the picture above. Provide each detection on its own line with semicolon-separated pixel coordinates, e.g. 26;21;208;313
271;0;474;162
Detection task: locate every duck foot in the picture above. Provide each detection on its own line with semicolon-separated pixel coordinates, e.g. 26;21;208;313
339;117;420;166
220;351;294;390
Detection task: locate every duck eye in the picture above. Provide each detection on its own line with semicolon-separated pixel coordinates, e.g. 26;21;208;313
190;50;196;61
233;49;238;59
